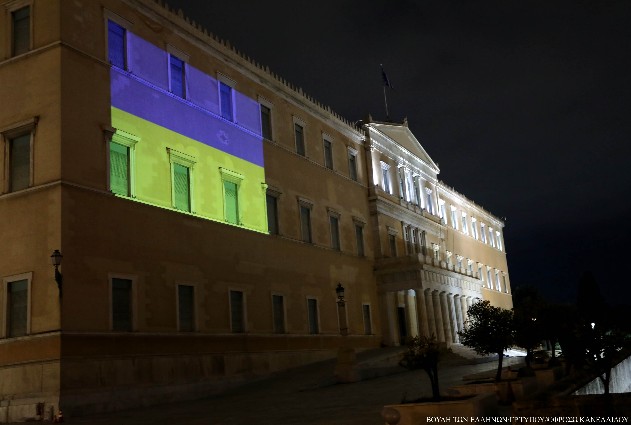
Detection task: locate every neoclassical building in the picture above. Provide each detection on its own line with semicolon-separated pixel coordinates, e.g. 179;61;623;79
0;0;511;421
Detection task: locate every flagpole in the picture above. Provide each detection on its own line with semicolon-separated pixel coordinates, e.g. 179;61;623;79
383;85;390;121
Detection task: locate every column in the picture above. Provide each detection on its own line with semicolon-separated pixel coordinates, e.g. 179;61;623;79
453;295;463;335
416;289;430;337
460;296;468;329
424;289;437;338
431;291;446;343
405;290;419;338
439;292;453;344
380;292;398;346
448;294;460;343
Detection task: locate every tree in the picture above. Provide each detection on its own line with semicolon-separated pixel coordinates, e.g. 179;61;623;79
398;335;447;401
458;300;515;381
512;286;545;368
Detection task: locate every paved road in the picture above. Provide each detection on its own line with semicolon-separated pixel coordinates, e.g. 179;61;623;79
56;349;524;425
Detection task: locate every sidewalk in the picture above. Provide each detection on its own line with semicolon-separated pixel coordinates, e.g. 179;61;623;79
40;348;525;425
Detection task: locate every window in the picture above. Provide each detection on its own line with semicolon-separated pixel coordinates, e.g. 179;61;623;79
173;163;191;211
219;82;233;121
381;162;391;194
107;20;126;68
496;231;503;251
109;130;138;197
389;234;397;257
329;214;341;251
363;304;372;335
403;226;412;254
486;267;492;289
461;212;468;234
348;149;358;181
299;200;312;243
6;133;31;192
425;189;434;214
503;274;508;293
411;228;418;253
432;244;440;261
406;172;415;203
480;223;487;243
111;278;132;331
495;270;501;291
323;138;333;169
439;201;446;224
489;227;496;248
168;149;195;213
230;290;245;333
266;193;279;235
456;255;463;269
398;167;406;199
169;54;185;98
272;294;285;333
478;264;483;281
223;180;239;224
177;284;194;332
471;218;478;239
260;104;272;140
468;259;474;275
446;251;452;266
307;298;319;334
413;177;422;206
11;6;30;56
450;206;458;229
4;273;30;338
294;123;305;156
355;223;365;257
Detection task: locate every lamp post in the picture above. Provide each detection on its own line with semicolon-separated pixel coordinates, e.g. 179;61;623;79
51;249;63;297
334;282;357;383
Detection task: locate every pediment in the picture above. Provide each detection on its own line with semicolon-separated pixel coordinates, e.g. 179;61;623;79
369;123;439;172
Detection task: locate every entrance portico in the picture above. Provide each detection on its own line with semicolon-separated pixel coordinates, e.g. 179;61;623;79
376;253;482;346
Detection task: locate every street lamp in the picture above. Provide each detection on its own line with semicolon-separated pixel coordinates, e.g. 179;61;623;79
334;282;357;383
51;249;63;297
336;283;345;305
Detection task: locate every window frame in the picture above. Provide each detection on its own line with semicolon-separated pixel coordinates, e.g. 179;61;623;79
220;167;244;225
176;283;196;332
167;46;190;99
354;219;365;257
219;81;235;122
1;117;36;194
167;148;196;213
362;303;373;335
109;129;139;197
1;272;32;339
6;1;32;58
347;147;358;181
323;135;333;170
271;292;286;334
293;117;306;157
229;289;246;333
258;97;274;141
266;188;281;235
380;161;391;194
108;273;137;332
306;297;320;335
328;209;341;251
298;197;313;243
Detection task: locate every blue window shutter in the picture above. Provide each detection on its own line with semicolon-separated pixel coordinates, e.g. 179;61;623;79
108;20;125;68
170;55;185;97
220;83;233;121
110;142;129;196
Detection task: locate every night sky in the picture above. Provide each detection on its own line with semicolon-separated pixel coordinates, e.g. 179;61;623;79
168;1;631;307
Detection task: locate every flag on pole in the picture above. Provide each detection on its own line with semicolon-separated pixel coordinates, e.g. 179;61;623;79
381;64;394;89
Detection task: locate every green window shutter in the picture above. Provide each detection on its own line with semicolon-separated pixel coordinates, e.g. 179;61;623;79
173;163;190;212
110;142;129;196
224;180;239;224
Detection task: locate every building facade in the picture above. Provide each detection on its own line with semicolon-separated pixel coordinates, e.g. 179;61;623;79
0;0;511;421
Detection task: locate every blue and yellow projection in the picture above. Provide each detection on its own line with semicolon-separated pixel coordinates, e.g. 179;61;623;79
109;25;267;233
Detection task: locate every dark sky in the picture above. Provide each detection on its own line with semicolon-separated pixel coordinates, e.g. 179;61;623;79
167;0;631;306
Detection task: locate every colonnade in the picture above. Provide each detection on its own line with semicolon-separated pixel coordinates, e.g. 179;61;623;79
381;288;481;346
